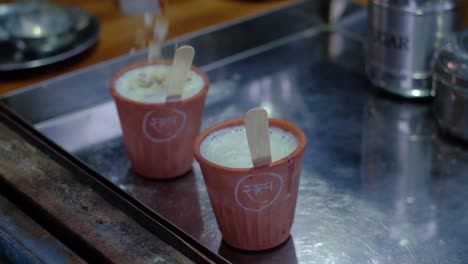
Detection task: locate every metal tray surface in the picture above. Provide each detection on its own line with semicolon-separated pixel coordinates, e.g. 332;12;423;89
3;1;468;263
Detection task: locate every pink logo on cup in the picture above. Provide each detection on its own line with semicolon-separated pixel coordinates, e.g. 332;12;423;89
143;108;186;143
235;173;283;212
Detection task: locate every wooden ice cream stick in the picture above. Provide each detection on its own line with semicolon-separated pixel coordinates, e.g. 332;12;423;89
166;45;195;102
245;108;272;167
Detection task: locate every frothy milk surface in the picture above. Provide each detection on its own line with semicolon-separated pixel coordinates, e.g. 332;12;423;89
115;64;204;103
200;125;298;168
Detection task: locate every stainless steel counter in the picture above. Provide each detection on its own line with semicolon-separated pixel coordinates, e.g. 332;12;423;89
3;1;468;263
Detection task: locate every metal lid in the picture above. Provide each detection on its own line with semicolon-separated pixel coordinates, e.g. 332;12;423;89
433;30;468;89
372;0;458;12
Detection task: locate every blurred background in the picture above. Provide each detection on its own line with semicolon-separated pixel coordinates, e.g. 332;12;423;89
0;0;312;94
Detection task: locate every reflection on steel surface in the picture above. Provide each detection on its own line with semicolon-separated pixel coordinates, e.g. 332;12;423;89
219;237;298;264
361;94;440;261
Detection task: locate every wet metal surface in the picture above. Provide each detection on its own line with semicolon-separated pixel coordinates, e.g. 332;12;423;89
0;194;84;263
3;1;468;263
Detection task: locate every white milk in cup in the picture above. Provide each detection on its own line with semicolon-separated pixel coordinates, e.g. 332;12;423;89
115;64;205;103
200;125;298;168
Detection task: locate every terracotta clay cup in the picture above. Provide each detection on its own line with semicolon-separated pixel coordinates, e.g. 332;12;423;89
194;118;306;251
111;60;210;179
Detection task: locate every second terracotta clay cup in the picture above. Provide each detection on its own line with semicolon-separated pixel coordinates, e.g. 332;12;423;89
194;118;306;251
111;60;210;179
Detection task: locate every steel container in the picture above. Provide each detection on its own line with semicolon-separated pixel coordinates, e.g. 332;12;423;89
433;29;468;141
367;0;463;98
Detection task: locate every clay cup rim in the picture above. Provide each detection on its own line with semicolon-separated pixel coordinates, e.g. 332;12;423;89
193;118;307;173
110;60;210;108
